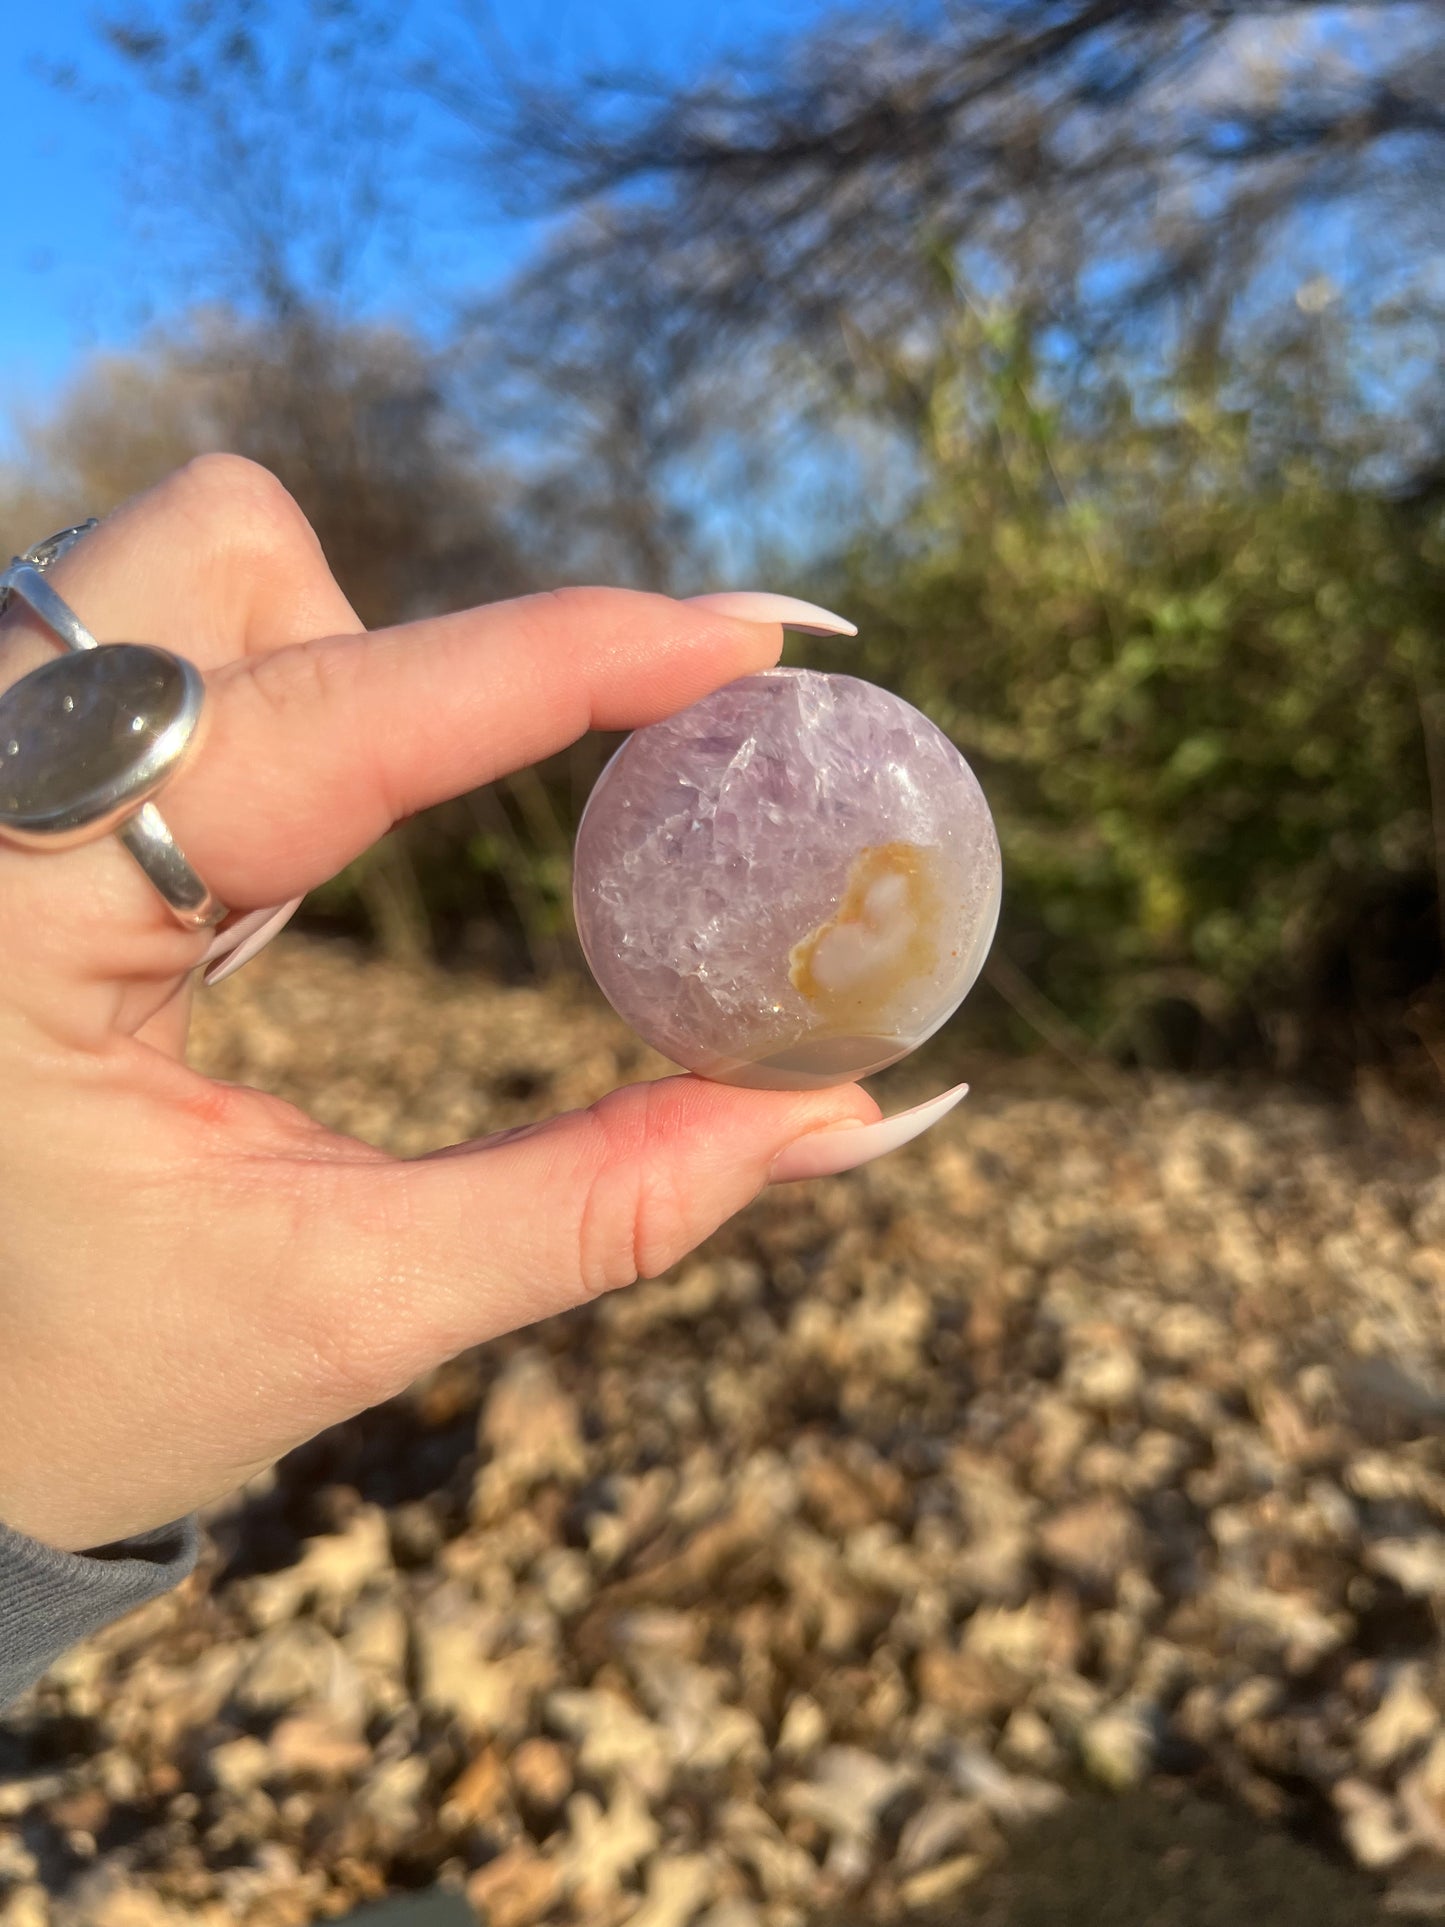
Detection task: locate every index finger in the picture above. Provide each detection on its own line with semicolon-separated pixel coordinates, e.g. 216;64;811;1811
166;585;787;907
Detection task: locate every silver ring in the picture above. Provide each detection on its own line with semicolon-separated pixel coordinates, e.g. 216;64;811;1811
0;523;228;928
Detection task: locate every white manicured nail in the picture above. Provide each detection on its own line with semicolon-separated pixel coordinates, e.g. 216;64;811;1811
201;897;303;986
685;591;857;637
769;1082;969;1183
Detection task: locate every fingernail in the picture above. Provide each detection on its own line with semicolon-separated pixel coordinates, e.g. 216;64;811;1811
768;1082;969;1183
685;591;858;638
201;897;303;986
200;901;291;968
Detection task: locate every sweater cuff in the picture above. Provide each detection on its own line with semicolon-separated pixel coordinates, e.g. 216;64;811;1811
0;1514;199;1710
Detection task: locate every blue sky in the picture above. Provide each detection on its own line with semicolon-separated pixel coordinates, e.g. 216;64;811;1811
4;0;836;433
7;0;1425;476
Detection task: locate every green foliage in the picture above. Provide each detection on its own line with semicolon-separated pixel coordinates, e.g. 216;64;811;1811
833;303;1445;1065
297;300;1443;1073
8;302;1437;1072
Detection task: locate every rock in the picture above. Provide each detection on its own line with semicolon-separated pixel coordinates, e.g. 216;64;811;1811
47;1783;108;1847
0;1888;49;1927
1081;1701;1155;1791
1027;1395;1093;1493
782;1747;914;1848
697;1903;762;1927
717;1802;816;1900
244;1505;392;1625
775;1695;828;1761
508;1737;573;1821
388;1497;447;1568
1131;1633;1188;1704
1334;1778;1415;1869
1038;1496;1142;1592
92;1751;144;1808
999;1706;1065;1774
235;1623;364;1724
417;1622;556;1737
0;1777;64;1820
474;1349;588;1519
356;1755;430;1836
210;1842;324;1921
776;1530;872;1656
584;1469;678;1570
916;1645;1013;1723
1359;1666;1439;1771
796;1446;906;1538
116;1643;250;1749
208;1735;275;1797
466;1845;563;1927
1221;1676;1285;1730
343;1595;409;1678
627;1855;716;1927
948;1744;1066;1823
556;1784;661;1908
898;1797;990;1871
441;1746;510;1828
1400;1735;1445;1855
1367;1536;1445;1598
1150;1304;1228;1364
898;1854;987;1907
546;1688;674;1797
1062;1339;1143;1413
1412;1174;1445;1245
268;1711;372;1779
533;1547;593;1616
79;1888;212;1927
962;1596;1081;1680
1210;1577;1352;1671
631;1655;766;1775
0;1833;39;1885
1031;1671;1106;1740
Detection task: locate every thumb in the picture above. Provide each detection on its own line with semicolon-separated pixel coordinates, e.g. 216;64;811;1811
282;1075;882;1408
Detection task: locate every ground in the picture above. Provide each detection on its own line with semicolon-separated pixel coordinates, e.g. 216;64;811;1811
2;939;1443;1926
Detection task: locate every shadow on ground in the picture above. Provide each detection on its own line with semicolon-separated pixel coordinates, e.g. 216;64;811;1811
882;1791;1384;1927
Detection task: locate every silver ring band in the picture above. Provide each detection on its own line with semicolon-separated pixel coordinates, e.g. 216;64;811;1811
0;561;100;654
0;524;228;929
116;804;228;927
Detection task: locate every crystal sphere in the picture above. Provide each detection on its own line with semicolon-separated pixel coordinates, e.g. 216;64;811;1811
573;667;1002;1089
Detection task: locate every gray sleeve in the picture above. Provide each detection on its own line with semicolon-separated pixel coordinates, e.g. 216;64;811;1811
0;1515;199;1710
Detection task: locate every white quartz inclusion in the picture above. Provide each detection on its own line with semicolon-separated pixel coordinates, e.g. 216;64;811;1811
572;667;1003;1089
810;873;912;992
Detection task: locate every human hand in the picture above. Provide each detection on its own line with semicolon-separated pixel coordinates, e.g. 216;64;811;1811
0;457;904;1554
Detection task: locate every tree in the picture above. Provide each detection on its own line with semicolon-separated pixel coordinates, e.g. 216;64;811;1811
832;301;1445;1074
447;1;1444;457
3;312;533;628
2;314;543;964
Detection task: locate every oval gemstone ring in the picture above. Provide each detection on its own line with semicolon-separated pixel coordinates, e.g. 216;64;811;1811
0;642;207;848
0;527;228;927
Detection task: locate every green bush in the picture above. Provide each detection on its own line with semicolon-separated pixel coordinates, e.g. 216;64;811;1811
303;306;1442;1076
829;308;1445;1070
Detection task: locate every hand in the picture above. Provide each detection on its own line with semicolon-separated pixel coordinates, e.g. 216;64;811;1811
0;456;881;1553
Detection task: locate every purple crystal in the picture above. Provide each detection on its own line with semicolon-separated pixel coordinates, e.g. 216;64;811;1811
573;668;1002;1089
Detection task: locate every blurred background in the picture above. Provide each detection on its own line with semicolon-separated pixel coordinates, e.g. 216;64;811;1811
4;6;1445;1927
6;0;1444;1087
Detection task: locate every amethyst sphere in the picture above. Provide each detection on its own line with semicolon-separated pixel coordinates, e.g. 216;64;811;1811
573;668;1002;1089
